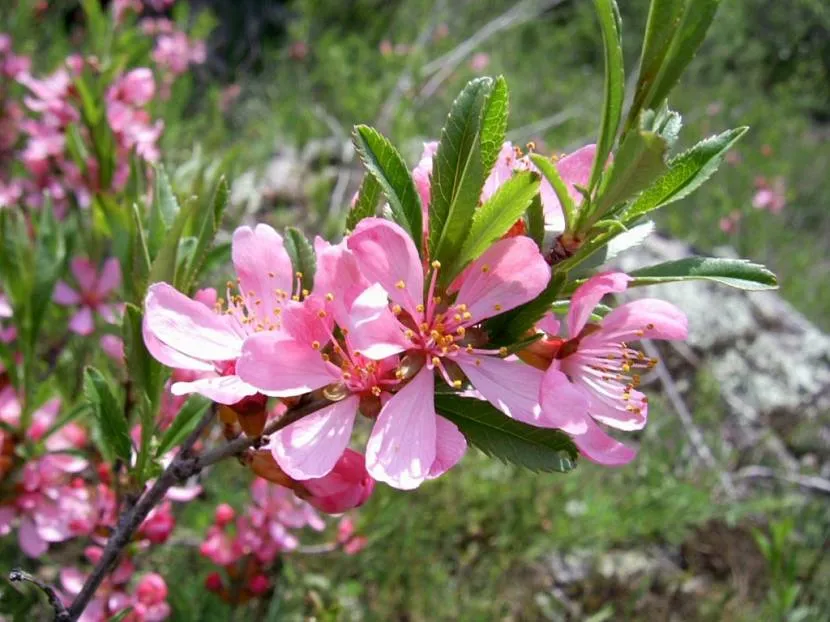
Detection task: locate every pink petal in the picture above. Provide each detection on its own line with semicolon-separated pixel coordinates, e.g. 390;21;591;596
539;367;590;434
142;317;215;372
581;383;648;431
481;142;519;202
347;218;424;317
346;284;408;360
60;567;86;596
0;506;15;536
572;416;636;466
271;396;359;479
427;416;467;479
19;517;49;557
455;236;550;324
568;271;631;336
593;298;688;342
166;484;202;502
97;304;118;323
279;298;332;347
70;257;97;293
95;257;121;296
170;374;259;405
366;367;436;490
69;306;95;335
455;354;547;426
556;144;597;203
52;281;80;305
232;224;293;321
537;312;561;336
313;237;370;326
237;332;339;397
144;282;244;363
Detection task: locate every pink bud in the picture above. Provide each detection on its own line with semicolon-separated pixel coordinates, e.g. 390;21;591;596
136;573;168;605
214;503;235;527
302;449;374;514
205;572;223;592
248;574;270;596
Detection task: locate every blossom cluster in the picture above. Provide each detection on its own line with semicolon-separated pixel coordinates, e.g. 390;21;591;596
143;140;689;492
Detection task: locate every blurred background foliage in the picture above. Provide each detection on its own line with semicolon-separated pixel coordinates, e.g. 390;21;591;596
2;0;829;619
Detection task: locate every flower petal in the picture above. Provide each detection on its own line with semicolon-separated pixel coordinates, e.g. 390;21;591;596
232;224;294;321
539;367;590;434
567;271;631;336
271;396;359;479
537;312;561;336
427;416;467;479
313;237;370;326
348;218;424;317
572;416;636;466
237;332;339;397
142;318;215;372
455;236;550;324
556;144;597;202
593;298;688;342
170;374;259;405
69;306;95;335
52;281;81;305
456;354;547;426
347;284;408;360
95;257;121;296
70;257;97;293
19;517;48;557
366;367;436;490
144;282;243;363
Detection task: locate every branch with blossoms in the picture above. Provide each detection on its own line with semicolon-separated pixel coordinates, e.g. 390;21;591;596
1;0;782;620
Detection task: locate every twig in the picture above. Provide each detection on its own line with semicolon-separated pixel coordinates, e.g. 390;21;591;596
66;397;332;621
734;466;830;496
9;569;70;622
417;0;565;102
641;340;737;497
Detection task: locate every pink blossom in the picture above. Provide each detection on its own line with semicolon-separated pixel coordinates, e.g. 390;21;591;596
529;272;687;465
143;224;294;404
469;52;490;72
152;32;205;75
301;449;375;513
54;257;122;335
138;501;175;544
109;68;156;107
752;176;786;214
337;516;368;554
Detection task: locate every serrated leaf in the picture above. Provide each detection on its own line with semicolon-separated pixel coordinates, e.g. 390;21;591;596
590;0;624;192
625;127;748;221
83;366;131;462
148;165;180;257
628;256;778;290
346;173;382;231
184;176;228;290
156;395;211;457
485;273;564;345
284;227;316;292
595;115;669;215
480;76;509;173
435;394;577;473
529;153;577;230
352;125;422;251
454;171;539;274
429;77;494;273
525;193;544;250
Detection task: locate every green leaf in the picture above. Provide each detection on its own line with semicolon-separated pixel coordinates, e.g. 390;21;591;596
485;273;565;345
284;227;317;292
346;172;382;232
183;176;228;290
525;193;545;250
594;113;670;216
590;0;624;192
148;165;181;257
454;171;539;274
83;366;131;462
429;77;494;272
529;153;577;231
435;394;577;473
30;199;67;347
626;0;685;132
479;76;509;173
148;195;191;287
122;303;164;403
156;395;211;457
352;125;422;252
624;127;748;221
628;257;778;290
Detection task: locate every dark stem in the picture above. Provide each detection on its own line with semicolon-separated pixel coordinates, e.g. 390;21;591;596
66;397;331;621
9;568;70;622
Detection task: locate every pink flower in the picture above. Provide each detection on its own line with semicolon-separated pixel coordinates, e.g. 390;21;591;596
752;176;786;214
337;515;368;554
54;257;122;335
138;501;175;544
143;224;294;404
130;573;171;622
469;52;490;72
301;449;375;514
109;68;156;107
341;218;551;488
530;272;687;465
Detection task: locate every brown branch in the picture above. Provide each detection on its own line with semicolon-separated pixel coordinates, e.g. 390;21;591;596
66;397;332;621
9;568;70;622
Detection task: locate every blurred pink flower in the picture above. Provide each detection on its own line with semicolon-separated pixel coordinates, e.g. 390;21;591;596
752;176;786;214
469;52;490;72
54;257;122;335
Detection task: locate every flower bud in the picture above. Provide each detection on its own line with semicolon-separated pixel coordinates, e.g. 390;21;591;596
248;574;270;596
301;449;375;514
214;503;235;527
204;572;223;593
